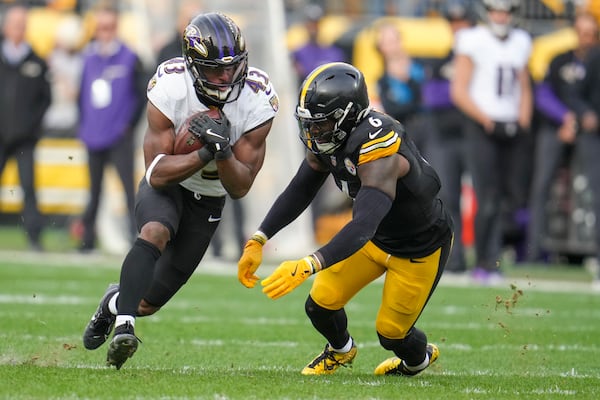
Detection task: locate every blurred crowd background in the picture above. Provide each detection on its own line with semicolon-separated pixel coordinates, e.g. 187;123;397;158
1;0;599;274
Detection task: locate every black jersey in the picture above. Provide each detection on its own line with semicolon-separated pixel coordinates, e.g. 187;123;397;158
316;110;452;258
536;49;585;125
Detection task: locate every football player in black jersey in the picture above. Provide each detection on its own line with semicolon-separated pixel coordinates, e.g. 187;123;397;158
238;62;453;376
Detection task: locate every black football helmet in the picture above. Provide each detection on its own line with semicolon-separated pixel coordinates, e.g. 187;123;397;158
182;12;248;104
296;62;370;155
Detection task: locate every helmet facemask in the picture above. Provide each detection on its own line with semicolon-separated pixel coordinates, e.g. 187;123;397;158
186;53;248;103
296;102;357;155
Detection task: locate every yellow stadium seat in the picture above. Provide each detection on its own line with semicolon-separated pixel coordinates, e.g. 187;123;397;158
529;27;577;81
26;7;64;58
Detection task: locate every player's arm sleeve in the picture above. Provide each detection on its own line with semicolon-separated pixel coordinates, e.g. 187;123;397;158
258;159;329;238
242;88;279;133
317;186;392;268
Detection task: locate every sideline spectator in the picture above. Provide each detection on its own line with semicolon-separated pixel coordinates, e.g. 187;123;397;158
43;14;84;138
569;16;600;283
0;5;51;251
76;5;146;252
291;4;347;85
423;0;475;273
374;22;428;155
451;0;532;283
527;13;599;263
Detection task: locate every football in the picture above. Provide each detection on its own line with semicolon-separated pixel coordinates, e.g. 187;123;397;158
173;108;222;154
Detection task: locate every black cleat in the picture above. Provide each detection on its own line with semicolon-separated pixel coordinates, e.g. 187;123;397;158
82;283;119;350
106;322;140;370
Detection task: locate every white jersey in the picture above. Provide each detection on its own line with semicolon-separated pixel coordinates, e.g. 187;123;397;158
147;57;279;196
454;25;531;122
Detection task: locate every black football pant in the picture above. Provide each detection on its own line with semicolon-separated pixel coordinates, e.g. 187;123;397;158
81;132;136;248
0;138;44;245
464;120;530;270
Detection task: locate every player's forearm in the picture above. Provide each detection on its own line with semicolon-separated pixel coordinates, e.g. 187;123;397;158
317;186;391;268
145;152;207;189
217;157;256;199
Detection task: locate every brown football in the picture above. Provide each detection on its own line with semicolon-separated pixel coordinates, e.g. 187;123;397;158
173;108;222;154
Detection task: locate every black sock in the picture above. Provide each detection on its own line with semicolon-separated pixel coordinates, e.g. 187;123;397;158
378;327;427;366
117;238;161;316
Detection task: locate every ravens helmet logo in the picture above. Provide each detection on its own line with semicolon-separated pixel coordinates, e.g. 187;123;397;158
183;25;208;57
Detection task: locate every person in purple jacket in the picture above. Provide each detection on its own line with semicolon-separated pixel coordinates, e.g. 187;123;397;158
291;4;347;85
77;5;146;252
526;13;598;263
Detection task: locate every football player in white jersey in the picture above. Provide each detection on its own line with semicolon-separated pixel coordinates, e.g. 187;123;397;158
451;0;532;283
81;12;279;369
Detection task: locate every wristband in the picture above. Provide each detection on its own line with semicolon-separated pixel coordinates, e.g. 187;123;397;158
145;153;166;188
305;254;323;274
250;231;268;245
197;147;214;164
215;146;233;161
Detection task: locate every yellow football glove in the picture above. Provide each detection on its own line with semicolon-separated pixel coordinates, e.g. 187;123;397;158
261;255;322;300
237;232;267;288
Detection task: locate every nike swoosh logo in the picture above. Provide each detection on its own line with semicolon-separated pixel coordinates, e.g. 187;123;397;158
410;258;426;263
208;215;221;222
290;266;298;276
368;128;382;139
206;129;225;139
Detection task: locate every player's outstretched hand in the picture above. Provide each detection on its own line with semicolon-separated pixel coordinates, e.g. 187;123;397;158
261;256;321;300
238;236;264;288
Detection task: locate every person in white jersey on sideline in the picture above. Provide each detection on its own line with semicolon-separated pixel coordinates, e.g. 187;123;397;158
450;0;532;284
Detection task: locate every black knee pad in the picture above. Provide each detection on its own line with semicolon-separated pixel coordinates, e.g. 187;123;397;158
305;295;332;319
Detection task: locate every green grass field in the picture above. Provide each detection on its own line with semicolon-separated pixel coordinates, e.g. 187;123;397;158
1;246;599;400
